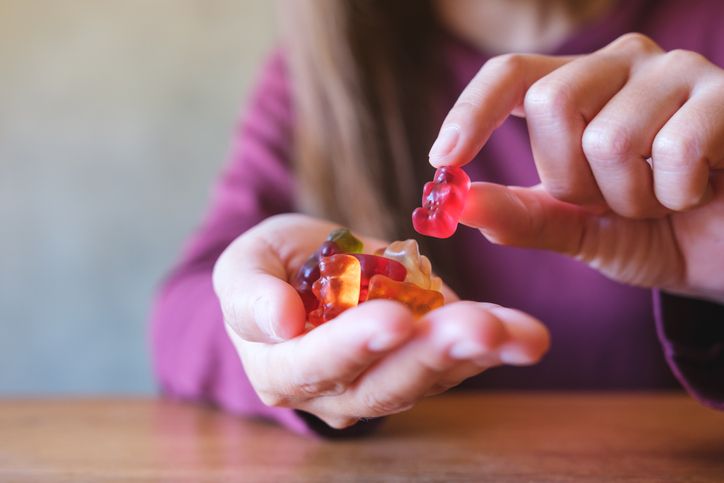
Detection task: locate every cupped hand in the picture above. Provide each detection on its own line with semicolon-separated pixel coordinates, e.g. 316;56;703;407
430;33;724;303
213;214;549;428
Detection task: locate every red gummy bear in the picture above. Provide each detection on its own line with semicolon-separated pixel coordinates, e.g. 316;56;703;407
412;166;471;238
292;240;341;312
352;254;407;301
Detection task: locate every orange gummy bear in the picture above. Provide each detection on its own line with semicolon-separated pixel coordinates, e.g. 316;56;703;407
367;274;444;318
309;254;361;326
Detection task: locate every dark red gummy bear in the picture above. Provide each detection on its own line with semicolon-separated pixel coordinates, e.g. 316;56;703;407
412;166;471;238
352;254;407;302
292;240;341;312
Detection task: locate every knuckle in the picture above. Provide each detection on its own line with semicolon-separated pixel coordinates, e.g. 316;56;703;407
543;180;589;204
657;188;703;212
362;392;415;417
652;132;702;171
651;132;708;212
612;32;660;55
298;381;347;398
582;122;634;165
485;53;527;77
524;78;573;120
664;49;709;71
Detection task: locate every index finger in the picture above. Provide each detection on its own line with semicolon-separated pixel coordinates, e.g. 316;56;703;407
429;54;573;168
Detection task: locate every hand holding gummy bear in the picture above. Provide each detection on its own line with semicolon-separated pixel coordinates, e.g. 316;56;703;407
422;33;724;303
295;227;443;326
292;228;363;313
213;214;549;429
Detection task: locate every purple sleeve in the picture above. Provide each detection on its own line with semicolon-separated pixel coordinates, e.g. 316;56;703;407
654;292;724;409
150;51;313;435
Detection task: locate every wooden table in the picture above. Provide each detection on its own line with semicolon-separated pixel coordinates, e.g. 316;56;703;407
1;393;723;482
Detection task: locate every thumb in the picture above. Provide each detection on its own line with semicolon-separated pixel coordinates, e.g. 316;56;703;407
213;235;307;344
459;182;595;256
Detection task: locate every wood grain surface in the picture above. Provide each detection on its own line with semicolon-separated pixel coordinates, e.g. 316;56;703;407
1;392;723;482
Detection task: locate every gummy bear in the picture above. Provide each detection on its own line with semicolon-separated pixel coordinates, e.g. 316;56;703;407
412;166;471;238
382;239;442;291
292;241;341;313
309;254;361;326
367;274;444;318
327;228;364;254
352;254;407;301
292;229;364;312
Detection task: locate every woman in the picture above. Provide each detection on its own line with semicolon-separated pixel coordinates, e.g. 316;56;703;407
152;0;724;436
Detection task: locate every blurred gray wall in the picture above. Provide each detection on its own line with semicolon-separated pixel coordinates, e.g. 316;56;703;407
0;1;276;394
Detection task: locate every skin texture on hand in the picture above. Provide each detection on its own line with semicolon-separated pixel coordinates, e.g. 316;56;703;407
213;214;550;428
430;33;724;304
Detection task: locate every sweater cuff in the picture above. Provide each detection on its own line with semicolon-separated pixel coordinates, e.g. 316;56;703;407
653;290;724;410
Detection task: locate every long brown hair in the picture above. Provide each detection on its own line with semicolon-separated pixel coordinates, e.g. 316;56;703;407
280;0;442;241
279;1;611;284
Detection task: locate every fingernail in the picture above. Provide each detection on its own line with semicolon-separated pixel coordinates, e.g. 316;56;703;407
254;299;282;342
449;341;486;360
368;333;401;352
429;126;460;163
498;346;531;365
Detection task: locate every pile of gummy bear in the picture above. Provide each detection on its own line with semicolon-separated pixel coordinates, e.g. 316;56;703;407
293;229;444;326
292;166;470;326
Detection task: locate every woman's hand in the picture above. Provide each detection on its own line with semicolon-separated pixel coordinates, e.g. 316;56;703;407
430;33;724;303
213;214;549;428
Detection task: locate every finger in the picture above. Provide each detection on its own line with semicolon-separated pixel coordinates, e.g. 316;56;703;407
426;305;550;396
460;181;693;288
429;54;572;167
459;182;592;256
332;302;549;419
526;33;662;207
213;214;338;343
652;82;724;211
313;302;506;418
582;52;712;218
213;215;354;343
491;305;551;365
235;300;415;407
214;235;306;343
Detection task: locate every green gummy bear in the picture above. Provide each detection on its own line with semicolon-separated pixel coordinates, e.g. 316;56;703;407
326;228;364;254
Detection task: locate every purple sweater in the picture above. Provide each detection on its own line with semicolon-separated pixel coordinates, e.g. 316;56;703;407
151;0;724;436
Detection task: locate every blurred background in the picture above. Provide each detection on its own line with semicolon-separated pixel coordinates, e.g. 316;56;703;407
0;0;275;394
